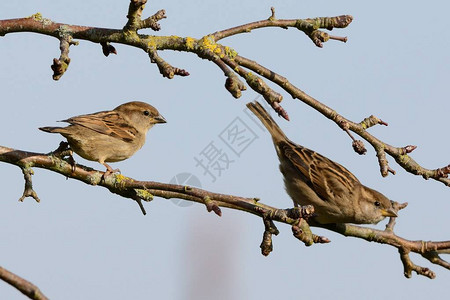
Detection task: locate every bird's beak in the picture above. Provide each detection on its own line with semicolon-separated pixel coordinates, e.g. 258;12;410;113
154;115;167;124
381;208;398;218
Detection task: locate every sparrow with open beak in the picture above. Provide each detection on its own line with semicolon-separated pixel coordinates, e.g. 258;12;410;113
247;101;397;224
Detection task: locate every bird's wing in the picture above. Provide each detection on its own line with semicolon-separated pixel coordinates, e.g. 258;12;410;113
281;141;359;202
63;111;137;143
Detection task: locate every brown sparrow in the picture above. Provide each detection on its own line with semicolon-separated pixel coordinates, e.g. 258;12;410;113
40;101;166;174
247;101;397;224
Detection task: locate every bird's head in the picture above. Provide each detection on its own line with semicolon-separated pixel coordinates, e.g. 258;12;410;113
358;186;397;224
114;101;166;133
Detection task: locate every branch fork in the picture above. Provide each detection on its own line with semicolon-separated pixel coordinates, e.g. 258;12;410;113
18;167;40;203
51;34;78;80
124;0;166;32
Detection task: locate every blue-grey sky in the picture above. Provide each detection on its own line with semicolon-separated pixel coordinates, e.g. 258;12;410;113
1;1;449;299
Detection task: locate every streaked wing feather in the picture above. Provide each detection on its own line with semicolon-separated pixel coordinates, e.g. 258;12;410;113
280;142;309;175
64;111;137;143
281;141;359;201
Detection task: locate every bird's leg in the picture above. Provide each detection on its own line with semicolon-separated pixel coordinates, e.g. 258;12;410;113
67;153;76;173
102;162;120;178
51;141;70;154
51;141;76;173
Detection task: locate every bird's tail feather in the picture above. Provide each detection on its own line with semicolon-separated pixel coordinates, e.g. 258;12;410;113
246;101;287;142
39;126;62;133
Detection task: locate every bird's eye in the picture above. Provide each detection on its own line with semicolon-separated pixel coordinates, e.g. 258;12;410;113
143;110;150;116
374;201;381;207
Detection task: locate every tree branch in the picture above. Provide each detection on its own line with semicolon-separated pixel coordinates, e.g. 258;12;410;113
0;4;447;186
0;144;319;244
124;0;166;31
0;266;49;300
317;220;450;279
211;7;352;47
1;145;449;279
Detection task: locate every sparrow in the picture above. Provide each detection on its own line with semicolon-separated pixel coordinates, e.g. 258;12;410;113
39;101;166;174
247;101;397;224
